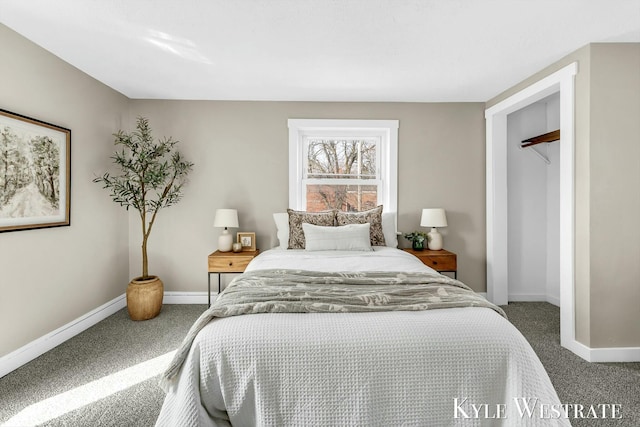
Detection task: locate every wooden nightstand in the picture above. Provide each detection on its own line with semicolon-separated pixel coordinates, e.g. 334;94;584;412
207;250;260;306
403;248;457;279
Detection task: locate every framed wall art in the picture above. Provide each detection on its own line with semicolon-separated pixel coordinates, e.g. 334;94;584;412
0;109;71;232
237;232;256;251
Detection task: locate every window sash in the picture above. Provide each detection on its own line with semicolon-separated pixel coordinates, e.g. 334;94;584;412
303;137;381;180
304;182;381;212
303;178;382;186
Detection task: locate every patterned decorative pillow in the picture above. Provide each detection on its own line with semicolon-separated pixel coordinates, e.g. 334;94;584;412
336;205;386;246
287;209;337;249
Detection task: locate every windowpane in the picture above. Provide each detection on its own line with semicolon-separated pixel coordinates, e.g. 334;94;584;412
306;139;377;179
306;184;378;212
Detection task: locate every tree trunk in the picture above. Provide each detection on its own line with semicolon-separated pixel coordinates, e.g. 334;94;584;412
142;234;149;279
48;172;56;202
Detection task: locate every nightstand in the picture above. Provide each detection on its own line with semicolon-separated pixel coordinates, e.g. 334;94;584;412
403;248;457;279
207;250;260;306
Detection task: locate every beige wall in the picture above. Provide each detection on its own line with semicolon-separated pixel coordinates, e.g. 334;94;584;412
588;44;640;347
487;43;640;348
128;101;487;293
0;25;130;357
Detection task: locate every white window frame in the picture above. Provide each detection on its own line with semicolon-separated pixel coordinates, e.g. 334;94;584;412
288;119;398;213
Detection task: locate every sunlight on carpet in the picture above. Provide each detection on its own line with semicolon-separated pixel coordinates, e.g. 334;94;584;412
3;351;175;427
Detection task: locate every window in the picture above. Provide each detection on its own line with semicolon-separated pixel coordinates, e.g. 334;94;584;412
288;119;398;213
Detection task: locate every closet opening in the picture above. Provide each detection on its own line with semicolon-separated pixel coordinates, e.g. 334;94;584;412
485;61;578;354
506;93;560;306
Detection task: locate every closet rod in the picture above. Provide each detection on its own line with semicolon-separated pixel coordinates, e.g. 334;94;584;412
521;129;560;148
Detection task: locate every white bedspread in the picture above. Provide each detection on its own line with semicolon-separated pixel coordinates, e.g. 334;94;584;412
156;249;568;426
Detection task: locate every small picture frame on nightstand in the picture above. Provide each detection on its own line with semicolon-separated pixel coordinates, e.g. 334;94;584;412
237;232;256;251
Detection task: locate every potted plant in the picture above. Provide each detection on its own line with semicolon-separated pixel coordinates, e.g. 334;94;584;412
94;117;193;320
404;231;428;250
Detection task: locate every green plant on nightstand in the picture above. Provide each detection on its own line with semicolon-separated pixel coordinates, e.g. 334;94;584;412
404;231;427;250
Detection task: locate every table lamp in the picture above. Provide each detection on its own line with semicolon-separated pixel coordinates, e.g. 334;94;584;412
214;209;239;252
420;208;448;250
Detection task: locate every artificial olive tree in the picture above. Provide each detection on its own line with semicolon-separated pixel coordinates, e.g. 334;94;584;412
94;117;193;279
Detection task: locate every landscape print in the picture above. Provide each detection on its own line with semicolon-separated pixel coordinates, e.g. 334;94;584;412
0;110;70;232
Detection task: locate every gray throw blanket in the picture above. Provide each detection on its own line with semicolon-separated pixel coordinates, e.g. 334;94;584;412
160;269;505;389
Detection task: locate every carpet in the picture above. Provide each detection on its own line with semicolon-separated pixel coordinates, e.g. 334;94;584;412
0;302;638;426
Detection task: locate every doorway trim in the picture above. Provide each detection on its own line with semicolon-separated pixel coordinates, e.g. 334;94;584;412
485;62;577;352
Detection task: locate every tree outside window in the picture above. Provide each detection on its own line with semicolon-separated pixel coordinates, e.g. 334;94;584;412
304;138;379;212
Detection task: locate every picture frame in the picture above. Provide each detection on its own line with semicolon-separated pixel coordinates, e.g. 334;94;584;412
0;109;71;232
237;232;256;251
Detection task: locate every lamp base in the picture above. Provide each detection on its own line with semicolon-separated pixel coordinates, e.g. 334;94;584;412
427;227;443;250
218;230;233;252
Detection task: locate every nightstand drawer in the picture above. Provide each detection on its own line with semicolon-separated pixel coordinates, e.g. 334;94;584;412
419;255;456;271
208;255;253;272
402;248;457;275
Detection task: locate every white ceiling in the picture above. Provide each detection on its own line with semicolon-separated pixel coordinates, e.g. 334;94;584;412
1;0;639;102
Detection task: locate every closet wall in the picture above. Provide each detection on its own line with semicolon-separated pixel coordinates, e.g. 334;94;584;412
506;93;560;305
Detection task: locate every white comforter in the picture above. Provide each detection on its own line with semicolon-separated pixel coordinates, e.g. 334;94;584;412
245;246;437;274
157;249;568;426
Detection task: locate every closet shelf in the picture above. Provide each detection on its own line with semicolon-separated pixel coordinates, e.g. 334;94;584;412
521;129;560;148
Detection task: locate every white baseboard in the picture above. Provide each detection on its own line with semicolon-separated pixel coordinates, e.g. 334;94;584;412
0;294;126;378
508;293;548;302
507;293;560;307
163;291;209;304
546;294;560;307
587;346;640;362
564;339;640;363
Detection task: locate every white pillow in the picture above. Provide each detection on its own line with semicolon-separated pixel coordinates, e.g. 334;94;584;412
302;223;373;251
381;212;398;248
273;213;289;249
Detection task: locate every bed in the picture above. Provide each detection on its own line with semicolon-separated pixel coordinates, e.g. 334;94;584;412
156;245;569;426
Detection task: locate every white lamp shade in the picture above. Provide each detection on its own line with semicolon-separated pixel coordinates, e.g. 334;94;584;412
420;208;447;228
214;209;239;228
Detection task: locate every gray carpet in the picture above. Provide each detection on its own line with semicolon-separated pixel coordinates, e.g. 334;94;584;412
501;302;640;427
0;305;205;427
0;302;638;426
